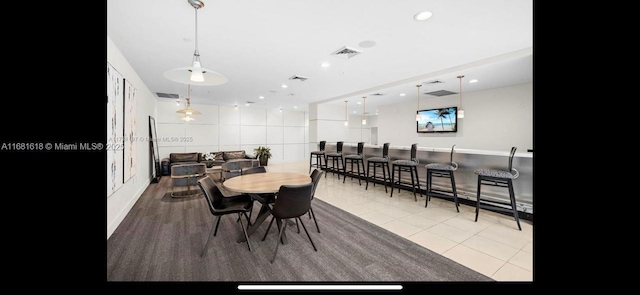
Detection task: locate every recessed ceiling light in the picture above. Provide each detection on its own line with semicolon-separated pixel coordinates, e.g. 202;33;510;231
259;96;264;99
293;106;297;109
358;40;376;48
353;111;356;114
357;101;361;105
400;93;406;96
469;79;478;83
414;11;433;21
320;62;330;68
245;103;250;106
281;84;288;88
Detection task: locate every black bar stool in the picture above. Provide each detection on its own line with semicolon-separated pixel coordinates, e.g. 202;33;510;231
366;142;391;193
343;142;366;185
324;141;344;179
425;144;459;211
474;146;522;230
309;141;326;172
390;143;423;201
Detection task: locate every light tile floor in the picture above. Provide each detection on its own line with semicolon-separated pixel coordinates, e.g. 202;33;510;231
266;161;533;281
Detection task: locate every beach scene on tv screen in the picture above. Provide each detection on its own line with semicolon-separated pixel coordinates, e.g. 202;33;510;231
417;107;457;132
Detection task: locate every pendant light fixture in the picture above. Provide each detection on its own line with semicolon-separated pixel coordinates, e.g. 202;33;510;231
457;75;465;118
416;84;422;121
177;84;201;121
163;0;228;86
361;96;367;125
344;100;349;126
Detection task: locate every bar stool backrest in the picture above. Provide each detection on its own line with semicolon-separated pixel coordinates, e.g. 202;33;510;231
508;146;518;178
410;143;418;164
356;142;364;155
382;143;390;159
319;141;326;151
336;141;344;153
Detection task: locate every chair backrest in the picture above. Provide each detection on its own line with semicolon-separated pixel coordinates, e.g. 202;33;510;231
242;166;266;175
310;168;324;200
272;183;314;219
410;143;418;163
356;142;364;155
382;143;390;158
508;146;517;172
319;141;326;151
449;144;458;170
197;177;223;215
336;141;344;153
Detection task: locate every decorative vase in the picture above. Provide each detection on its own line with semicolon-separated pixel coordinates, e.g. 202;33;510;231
259;157;268;166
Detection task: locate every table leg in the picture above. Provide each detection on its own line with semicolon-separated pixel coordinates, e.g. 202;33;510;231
237;203;270;242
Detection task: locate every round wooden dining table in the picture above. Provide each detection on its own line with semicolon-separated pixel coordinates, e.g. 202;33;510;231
223;171;312;244
223;172;311;193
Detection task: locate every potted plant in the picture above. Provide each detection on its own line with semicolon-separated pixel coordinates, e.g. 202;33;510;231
254;146;272;166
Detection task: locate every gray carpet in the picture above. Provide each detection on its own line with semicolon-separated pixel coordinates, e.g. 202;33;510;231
106;173;493;281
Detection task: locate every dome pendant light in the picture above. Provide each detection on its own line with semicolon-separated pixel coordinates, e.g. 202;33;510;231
361;96;367;125
178;84;201;121
344;100;349;126
163;0;228;86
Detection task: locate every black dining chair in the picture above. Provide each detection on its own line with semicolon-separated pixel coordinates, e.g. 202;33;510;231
261;183;317;263
197;177;254;256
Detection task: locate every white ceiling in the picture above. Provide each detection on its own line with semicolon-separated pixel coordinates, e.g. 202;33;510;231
107;0;533;112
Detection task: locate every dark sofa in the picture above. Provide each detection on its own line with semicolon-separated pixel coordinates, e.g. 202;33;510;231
161;151;257;176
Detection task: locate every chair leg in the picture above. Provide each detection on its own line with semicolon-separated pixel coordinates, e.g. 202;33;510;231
271;219;289;263
343;158;348;183
508;180;522;231
295;218;300;234
237;212;252;252
425;170;431;208
202;215;221;257
385;163;391;193
475;176;482;222
450;172;459;213
390;165;395;198
324;156;328;178
410;167;416;201
366;162;371;190
309;206;320;233
297;217;318;251
357;159;362;185
415;167;422;200
262;216;276;241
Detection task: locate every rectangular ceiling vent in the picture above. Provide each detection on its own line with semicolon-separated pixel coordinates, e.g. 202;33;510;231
289;75;309;81
423;80;445;85
156;92;180;99
370;93;384;96
331;46;362;59
424;90;458;97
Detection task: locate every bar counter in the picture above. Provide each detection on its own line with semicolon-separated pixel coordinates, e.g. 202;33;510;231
324;143;533;215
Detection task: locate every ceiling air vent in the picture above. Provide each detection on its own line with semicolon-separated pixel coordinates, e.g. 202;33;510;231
289;75;309;81
156;92;180;98
331;46;362;59
423;80;445;85
370;93;384;96
424;90;458;97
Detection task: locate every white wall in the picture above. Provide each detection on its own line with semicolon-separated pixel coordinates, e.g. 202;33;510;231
377;83;533;151
157;104;308;164
106;36;157;239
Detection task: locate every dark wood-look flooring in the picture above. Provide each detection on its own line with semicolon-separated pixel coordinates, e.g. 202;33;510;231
106;173;492;281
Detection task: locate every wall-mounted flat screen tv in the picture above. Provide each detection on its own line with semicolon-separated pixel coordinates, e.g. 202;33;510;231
417;107;457;133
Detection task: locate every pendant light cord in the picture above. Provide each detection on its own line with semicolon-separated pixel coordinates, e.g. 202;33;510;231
194;8;199;52
457;75;464;109
417;84;421;109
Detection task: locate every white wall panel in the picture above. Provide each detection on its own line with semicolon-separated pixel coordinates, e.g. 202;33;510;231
219;105;240;125
219;144;241;151
219;125;240;145
185;124;218;146
266;126;283;144
283;110;305;126
267;109;283;126
241;108;267;125
156;123;186;147
240;126;267;145
283;127;305;144
266;144;284;163
157;102;184;123
283;144;306;162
